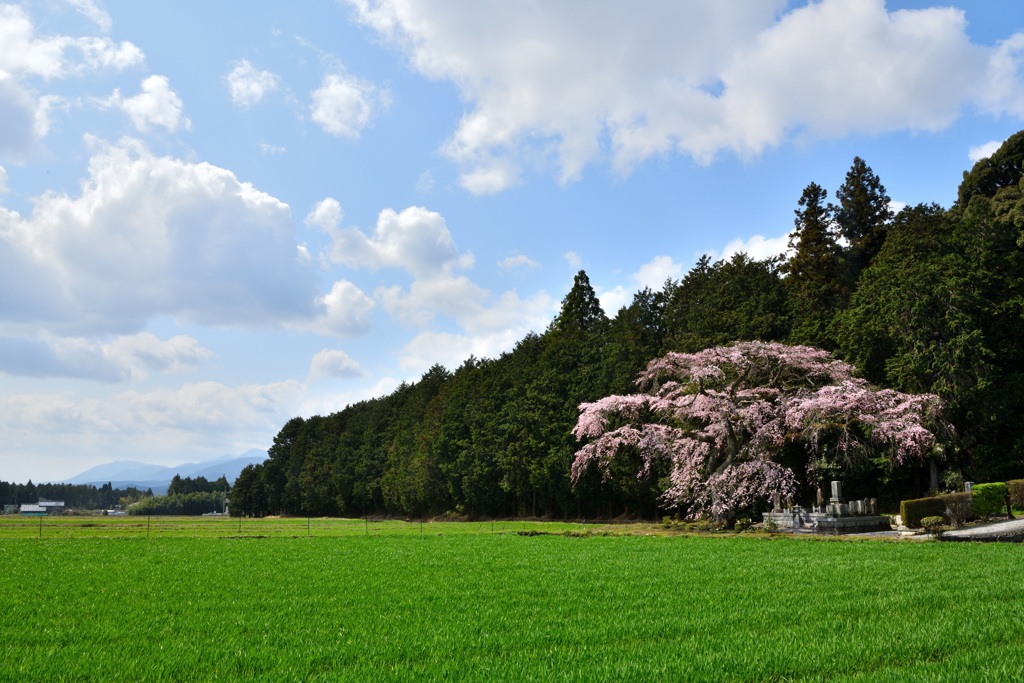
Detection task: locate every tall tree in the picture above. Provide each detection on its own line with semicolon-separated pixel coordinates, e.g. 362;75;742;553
783;182;844;348
663;253;790;353
833;156;893;285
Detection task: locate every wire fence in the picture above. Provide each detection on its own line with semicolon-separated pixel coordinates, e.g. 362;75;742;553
0;515;617;540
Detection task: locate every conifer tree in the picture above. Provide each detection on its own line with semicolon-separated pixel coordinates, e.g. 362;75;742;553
782;182;843;348
833;157;893;289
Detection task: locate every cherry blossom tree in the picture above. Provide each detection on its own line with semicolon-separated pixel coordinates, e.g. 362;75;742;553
572;341;950;520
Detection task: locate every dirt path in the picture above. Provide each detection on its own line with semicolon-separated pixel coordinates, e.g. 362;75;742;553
940;517;1024;542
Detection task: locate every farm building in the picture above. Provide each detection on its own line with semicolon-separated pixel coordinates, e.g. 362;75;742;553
18;501;65;516
39;500;65;513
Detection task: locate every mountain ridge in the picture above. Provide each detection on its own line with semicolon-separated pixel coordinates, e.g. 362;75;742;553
63;449;267;493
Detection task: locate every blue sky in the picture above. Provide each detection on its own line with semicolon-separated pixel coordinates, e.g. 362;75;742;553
2;0;1023;484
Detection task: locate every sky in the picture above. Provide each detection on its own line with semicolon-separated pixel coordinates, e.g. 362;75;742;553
1;0;1023;484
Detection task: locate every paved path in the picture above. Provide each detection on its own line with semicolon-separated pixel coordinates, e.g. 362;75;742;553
940;517;1024;542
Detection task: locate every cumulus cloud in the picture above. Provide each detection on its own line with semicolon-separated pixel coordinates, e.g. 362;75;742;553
0;5;143;153
0;137;326;335
715;233;790;261
634;255;684;289
378;274;488;327
313;280;376;337
0;4;143;79
348;0;1024;191
310;72;385;139
968;139;1004;163
0;164;7;193
596;286;631;317
102;75;190;132
225;59;280;109
397;289;555;372
0;332;212;382
319;204;473;277
598;255;684;315
308;348;364;381
308;198;556;364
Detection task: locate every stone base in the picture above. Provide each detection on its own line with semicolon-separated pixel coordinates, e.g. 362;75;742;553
762;509;892;534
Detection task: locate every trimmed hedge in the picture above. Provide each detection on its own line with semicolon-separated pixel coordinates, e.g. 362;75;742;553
900;496;948;529
971;482;1007;517
1008;479;1024;509
943;492;974;527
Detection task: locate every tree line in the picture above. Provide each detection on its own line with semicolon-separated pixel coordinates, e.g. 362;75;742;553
231;132;1024;519
0;480;152;510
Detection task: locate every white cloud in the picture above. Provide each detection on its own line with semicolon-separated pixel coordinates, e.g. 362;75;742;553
225;59;280;109
634;255;683;289
597;286;631;316
0;164;7;193
0;137;324;335
349;0;1022;190
979;33;1024;117
564;251;581;269
397;288;555;372
715;233;790;262
260;142;286;154
103;75;190;132
67;0;113;32
0;380;306;444
310;72;384;139
305;197;344;232
0;4;143;80
498;253;540;271
0;332;211;382
0;4;143;154
299;375;401;418
378;274;488;327
322;204;473;277
458;160;520;195
308;348;364;381
313;280;376;337
595;255;688;315
968;139;1003;163
105;333;213;378
313;199;555;361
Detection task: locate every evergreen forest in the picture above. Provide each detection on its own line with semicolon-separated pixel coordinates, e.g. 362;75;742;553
230;132;1024;520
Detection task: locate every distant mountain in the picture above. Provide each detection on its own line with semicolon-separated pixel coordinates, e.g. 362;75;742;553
64;449;267;493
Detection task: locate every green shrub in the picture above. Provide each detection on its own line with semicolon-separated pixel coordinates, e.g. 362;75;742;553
900;496;947;528
971;482;1007;517
920;516;947;536
942;492;974;527
1007;480;1024;509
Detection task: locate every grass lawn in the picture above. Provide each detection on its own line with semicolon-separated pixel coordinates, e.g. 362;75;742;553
1;523;1022;681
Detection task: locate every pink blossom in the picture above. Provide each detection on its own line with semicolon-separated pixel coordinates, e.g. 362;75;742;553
572;342;951;518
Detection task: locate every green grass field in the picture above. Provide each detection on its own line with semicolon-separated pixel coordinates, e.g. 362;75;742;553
1;520;1023;681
